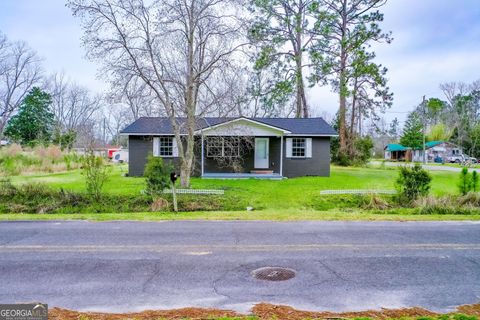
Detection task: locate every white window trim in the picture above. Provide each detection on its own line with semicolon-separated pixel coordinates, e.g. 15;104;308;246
153;136;178;158
286;137;312;158
153;137;160;156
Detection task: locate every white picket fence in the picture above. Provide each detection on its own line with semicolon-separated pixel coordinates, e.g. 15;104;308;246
320;189;396;195
163;189;224;195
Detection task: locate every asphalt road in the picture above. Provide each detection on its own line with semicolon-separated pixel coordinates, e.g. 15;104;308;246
0;220;480;313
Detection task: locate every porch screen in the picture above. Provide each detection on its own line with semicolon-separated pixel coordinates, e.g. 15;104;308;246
206;137;240;157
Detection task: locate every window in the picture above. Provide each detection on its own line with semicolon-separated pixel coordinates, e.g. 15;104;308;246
224;137;240;157
207;137;223;157
159;137;173;156
206;137;240;158
292;138;306;157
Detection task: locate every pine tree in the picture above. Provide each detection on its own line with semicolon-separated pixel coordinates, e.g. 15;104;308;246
400;112;423;149
388;118;400;140
4;87;54;145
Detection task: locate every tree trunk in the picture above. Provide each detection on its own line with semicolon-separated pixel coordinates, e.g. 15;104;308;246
180;3;196;188
180;159;191;188
338;65;347;154
295;65;308;118
294;0;308;118
338;0;348;155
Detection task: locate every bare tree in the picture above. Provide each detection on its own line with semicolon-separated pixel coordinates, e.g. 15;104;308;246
110;75;160;120
0;34;42;135
103;103;130;146
46;72;101;132
68;0;246;187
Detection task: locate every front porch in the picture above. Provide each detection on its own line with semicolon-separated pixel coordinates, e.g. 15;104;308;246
198;118;289;178
202;172;283;179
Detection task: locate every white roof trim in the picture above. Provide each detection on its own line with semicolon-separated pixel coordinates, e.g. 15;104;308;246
195;117;291;134
122;132;337;137
120;133;187;136
286;133;338;137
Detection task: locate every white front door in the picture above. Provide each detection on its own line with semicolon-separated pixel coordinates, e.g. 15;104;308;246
254;138;269;169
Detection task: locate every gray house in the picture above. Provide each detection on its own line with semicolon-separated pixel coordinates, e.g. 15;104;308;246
121;117;337;178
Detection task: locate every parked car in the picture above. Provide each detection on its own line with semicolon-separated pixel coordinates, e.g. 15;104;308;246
465;156;478;164
447;154;465;163
111;150;129;163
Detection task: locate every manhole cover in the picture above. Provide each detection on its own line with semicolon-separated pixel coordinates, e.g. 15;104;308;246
252;267;296;281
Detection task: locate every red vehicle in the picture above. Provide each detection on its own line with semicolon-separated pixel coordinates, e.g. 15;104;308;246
107;148;121;159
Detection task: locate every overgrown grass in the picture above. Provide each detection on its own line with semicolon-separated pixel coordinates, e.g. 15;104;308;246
10;165;461;208
4;163;480;219
0;179;242;214
0;144;82;175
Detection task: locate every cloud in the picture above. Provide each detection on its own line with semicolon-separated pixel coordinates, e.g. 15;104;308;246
0;0;104;91
0;0;479;125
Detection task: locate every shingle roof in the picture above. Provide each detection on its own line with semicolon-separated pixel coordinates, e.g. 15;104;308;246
121;117;337;136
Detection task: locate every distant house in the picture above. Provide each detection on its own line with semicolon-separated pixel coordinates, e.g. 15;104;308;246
384;144;410;161
412;141;462;163
384;141;462;163
120;116;337;178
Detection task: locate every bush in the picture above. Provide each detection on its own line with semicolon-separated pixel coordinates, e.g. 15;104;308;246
457;169;480;195
472;170;479;192
331;136;374;166
144;155;173;197
459;167;471;195
82;151;110;201
396;164;432;203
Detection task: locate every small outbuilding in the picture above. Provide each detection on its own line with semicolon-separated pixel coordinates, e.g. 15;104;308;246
384;144;410;161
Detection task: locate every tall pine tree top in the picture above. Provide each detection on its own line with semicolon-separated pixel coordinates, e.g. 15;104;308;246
4;87;54;145
400;112;423;149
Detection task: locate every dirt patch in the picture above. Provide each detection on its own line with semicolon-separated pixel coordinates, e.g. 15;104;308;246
48;303;480;320
252;303;440;320
49;306;241;320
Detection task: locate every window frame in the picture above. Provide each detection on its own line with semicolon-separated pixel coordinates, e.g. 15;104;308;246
158;136;174;157
291;138;306;158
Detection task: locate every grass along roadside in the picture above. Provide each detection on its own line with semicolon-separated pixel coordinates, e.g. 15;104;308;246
1;209;480;221
4;164;480;219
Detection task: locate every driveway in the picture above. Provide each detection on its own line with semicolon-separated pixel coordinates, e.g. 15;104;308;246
0;220;479;313
371;161;479;172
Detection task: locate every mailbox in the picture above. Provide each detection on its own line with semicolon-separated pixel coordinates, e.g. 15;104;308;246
170;172;178;184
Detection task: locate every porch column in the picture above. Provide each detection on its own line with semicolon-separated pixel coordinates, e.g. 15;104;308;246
201;134;205;177
280;135;284;177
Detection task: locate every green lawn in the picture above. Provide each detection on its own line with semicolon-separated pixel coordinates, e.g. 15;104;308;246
3;163;475;221
2;210;479;221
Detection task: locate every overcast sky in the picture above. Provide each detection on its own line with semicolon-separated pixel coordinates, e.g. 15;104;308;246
1;0;479;125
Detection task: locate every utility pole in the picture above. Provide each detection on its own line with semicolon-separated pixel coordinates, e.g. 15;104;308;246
422;95;427;164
